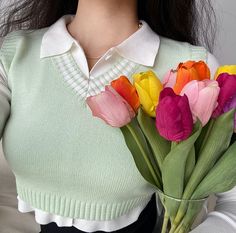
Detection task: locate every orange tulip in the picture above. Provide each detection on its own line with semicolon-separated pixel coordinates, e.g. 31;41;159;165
111;75;140;113
173;61;211;94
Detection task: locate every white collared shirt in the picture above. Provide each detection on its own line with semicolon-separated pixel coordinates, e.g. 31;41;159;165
1;14;234;233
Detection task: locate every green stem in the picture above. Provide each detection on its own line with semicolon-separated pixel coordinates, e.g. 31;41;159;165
126;123;161;188
161;210;169;233
169;224;178;233
172;122;215;226
174;220;184;233
177;225;190;233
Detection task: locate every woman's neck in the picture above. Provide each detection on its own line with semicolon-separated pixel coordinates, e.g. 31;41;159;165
67;0;139;59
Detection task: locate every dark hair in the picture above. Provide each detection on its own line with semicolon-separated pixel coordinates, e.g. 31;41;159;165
0;0;216;52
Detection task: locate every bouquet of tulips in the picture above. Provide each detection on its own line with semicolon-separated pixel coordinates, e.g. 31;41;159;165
86;61;236;233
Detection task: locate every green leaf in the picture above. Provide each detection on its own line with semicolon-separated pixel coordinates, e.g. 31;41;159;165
162;121;201;198
184;147;195;187
173;109;235;227
183;109;235;200
120;117;162;189
230;132;236;146
195;119;213;158
161;121;202;222
136;108;171;171
192;141;236;199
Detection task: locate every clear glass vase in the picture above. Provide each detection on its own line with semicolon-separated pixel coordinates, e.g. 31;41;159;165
154;189;208;233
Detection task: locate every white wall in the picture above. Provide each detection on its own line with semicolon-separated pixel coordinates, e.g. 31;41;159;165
213;0;236;64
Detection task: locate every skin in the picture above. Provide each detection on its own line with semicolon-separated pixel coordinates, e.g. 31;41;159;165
66;0;140;71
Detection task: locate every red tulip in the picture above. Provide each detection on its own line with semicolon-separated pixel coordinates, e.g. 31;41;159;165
155;88;193;142
86;85;135;127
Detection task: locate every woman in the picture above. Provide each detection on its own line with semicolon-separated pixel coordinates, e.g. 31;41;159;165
0;1;234;233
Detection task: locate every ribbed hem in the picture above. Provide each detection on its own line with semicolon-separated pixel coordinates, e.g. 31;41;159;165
16;183;152;221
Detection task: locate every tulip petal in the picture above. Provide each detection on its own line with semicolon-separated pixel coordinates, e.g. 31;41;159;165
180;80;220;126
174;67;199;94
193;84;220;126
148;72;163;105
178;61;195;69
134;81;156;117
180;80;200;107
155;88;193;142
105;85;136;119
111;76;140;113
132;70;163;117
132;72;144;83
174;61;211;94
162;70;177;88
178;94;195;140
159;87;176;101
193;61;211;80
86;85;135;127
213;73;236;117
215;65;236;79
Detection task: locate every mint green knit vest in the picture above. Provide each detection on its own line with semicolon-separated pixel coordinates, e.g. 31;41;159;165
0;28;207;220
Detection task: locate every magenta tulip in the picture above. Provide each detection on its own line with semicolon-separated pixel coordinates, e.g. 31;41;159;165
180;80;220;126
223;93;236;132
212;73;236;117
86;85;135;127
155;88;193;142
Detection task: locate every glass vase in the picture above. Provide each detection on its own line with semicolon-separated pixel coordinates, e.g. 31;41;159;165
153;189;208;233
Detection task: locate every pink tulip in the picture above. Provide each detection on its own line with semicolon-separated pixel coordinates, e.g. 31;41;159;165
180;80;220;126
86;85;135;127
212;73;236;117
162;69;177;88
155;88;193;142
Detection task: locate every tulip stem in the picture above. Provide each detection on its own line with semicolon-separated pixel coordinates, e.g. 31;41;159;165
126;122;161;188
161;210;169;233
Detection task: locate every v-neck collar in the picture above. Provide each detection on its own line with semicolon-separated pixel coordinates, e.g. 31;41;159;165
50;51;142;107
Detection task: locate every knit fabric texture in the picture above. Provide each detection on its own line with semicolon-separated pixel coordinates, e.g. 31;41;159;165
0;28;207;221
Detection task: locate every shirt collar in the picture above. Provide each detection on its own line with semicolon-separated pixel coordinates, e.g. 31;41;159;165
40;14;160;67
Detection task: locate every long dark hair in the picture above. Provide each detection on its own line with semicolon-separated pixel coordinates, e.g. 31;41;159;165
0;0;216;52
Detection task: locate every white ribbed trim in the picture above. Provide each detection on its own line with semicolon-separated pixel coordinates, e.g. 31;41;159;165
18;195;150;232
51;51;141;103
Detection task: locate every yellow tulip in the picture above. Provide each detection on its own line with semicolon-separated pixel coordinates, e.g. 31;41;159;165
132;70;163;117
215;65;236;79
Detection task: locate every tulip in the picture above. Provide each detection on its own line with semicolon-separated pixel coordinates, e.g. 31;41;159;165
155;88;193;142
223;93;236;132
173;61;211;94
162;69;177;88
212;73;236;118
180;80;220;126
214;65;236;79
110;75;140;113
132;70;163;117
86;85;135;127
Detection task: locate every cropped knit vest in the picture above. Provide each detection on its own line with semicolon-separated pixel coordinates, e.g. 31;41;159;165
0;28;207;221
